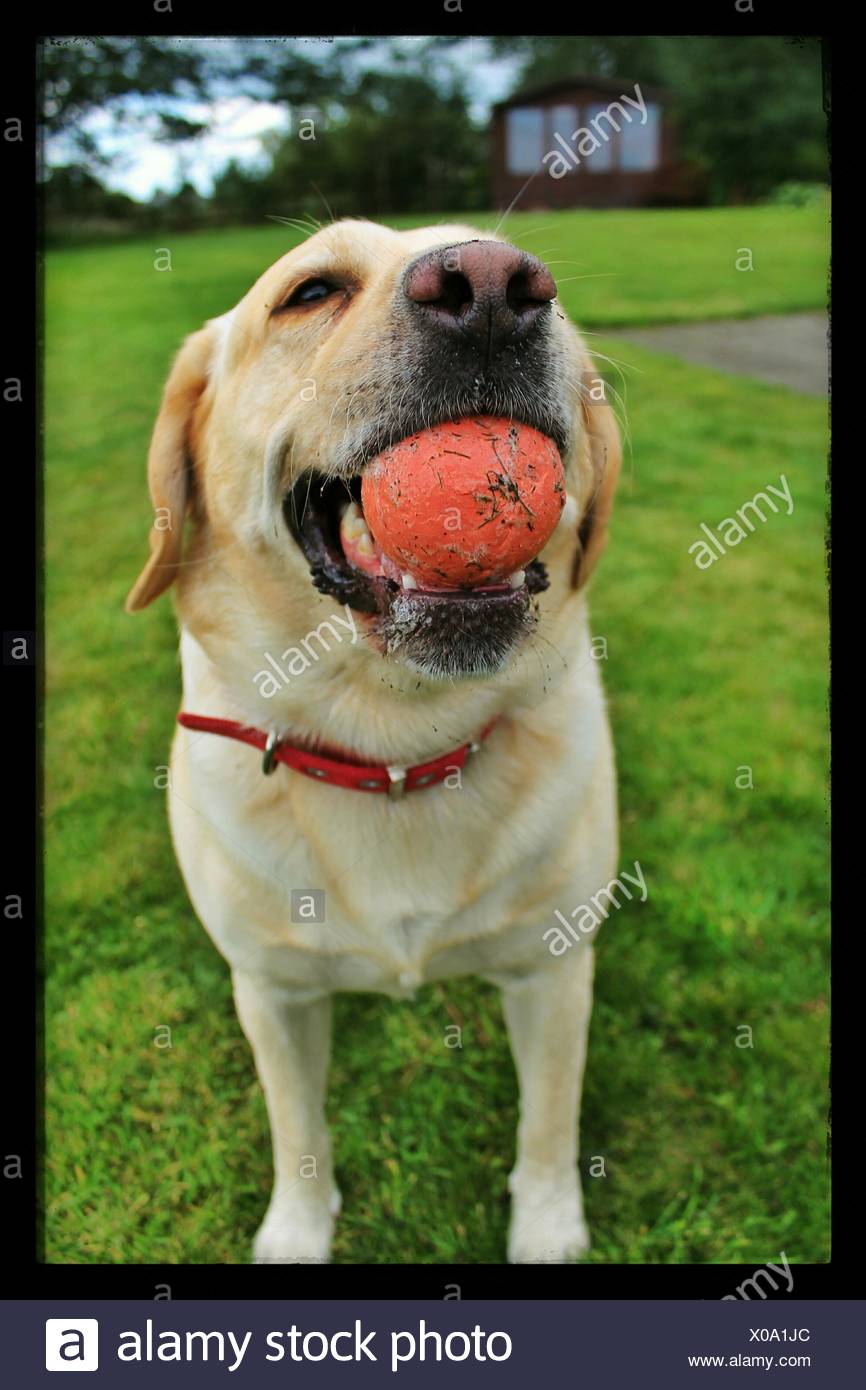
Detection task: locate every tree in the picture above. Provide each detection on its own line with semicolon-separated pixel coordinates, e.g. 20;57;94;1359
246;61;488;221
490;35;827;202
490;36;672;89
40;38;217;160
42;37;491;232
39;36;383;168
663;37;826;202
41;164;140;221
210;159;276;225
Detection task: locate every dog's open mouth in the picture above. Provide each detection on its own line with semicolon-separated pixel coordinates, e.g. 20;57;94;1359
283;426;554;679
284;471;550;610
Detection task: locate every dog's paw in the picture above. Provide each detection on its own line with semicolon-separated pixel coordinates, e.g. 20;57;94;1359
507;1181;590;1264
252;1197;335;1265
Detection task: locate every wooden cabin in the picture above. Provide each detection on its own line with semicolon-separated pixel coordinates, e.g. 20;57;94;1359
491;76;689;210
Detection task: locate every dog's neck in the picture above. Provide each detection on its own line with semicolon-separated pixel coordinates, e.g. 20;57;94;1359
176;584;592;771
177;625;510;768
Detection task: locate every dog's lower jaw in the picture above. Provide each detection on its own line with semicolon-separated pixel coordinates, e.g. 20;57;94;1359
376;587;538;681
507;1171;590;1264
253;1184;342;1265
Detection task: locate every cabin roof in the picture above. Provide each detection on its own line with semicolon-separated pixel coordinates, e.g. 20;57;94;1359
492;74;668;111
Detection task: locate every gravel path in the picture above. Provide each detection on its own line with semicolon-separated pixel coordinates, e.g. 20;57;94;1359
612;311;829;396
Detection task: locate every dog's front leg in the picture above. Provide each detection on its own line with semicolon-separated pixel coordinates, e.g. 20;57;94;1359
232;971;338;1264
498;946;594;1263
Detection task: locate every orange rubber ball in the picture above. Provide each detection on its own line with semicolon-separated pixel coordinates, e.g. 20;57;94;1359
361;416;565;589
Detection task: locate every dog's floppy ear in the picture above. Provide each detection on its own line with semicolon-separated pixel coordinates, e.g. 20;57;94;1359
125;325;214;613
571;362;622;590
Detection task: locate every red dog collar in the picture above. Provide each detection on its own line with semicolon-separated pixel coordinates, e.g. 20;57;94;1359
176;712;499;799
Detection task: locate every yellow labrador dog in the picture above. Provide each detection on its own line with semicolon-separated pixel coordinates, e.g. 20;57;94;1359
127;220;620;1264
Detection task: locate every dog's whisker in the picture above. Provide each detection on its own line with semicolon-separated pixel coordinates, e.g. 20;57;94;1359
266;213;323;239
551;272;622;285
309;182;337;227
491;172;541;237
503;223;561;243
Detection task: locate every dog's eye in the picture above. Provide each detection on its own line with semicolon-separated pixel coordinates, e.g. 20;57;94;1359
284;278;338;307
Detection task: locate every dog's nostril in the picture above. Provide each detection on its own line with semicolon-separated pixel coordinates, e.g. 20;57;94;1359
435;271;473;316
506;266;557;315
405;261;474;316
506;270;537;315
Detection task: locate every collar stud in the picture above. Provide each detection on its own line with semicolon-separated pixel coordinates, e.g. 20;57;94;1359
262;731;280;776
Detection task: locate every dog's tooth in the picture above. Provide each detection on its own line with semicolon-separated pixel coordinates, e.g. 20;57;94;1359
401;572;419;590
508;569;526;588
355;531;374;557
341;503;370;542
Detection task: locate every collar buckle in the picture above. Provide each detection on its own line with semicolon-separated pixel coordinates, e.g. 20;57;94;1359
387;765;408;801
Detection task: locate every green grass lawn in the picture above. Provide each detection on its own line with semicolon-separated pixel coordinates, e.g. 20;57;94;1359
44;206;829;1264
46;201;829;334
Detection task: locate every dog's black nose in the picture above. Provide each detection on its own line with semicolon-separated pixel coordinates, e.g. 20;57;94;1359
402;240;557;354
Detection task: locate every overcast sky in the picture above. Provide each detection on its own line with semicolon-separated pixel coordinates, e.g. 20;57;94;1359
46;37;522;200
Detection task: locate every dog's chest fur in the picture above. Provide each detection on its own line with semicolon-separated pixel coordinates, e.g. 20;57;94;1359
168;628;616;1000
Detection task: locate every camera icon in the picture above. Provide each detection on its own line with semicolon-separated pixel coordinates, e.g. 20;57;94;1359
45;1320;99;1371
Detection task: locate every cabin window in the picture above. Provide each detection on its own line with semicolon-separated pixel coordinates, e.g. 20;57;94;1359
506;107;544;174
619;101;661;171
584;103;615;170
548;105;579;170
